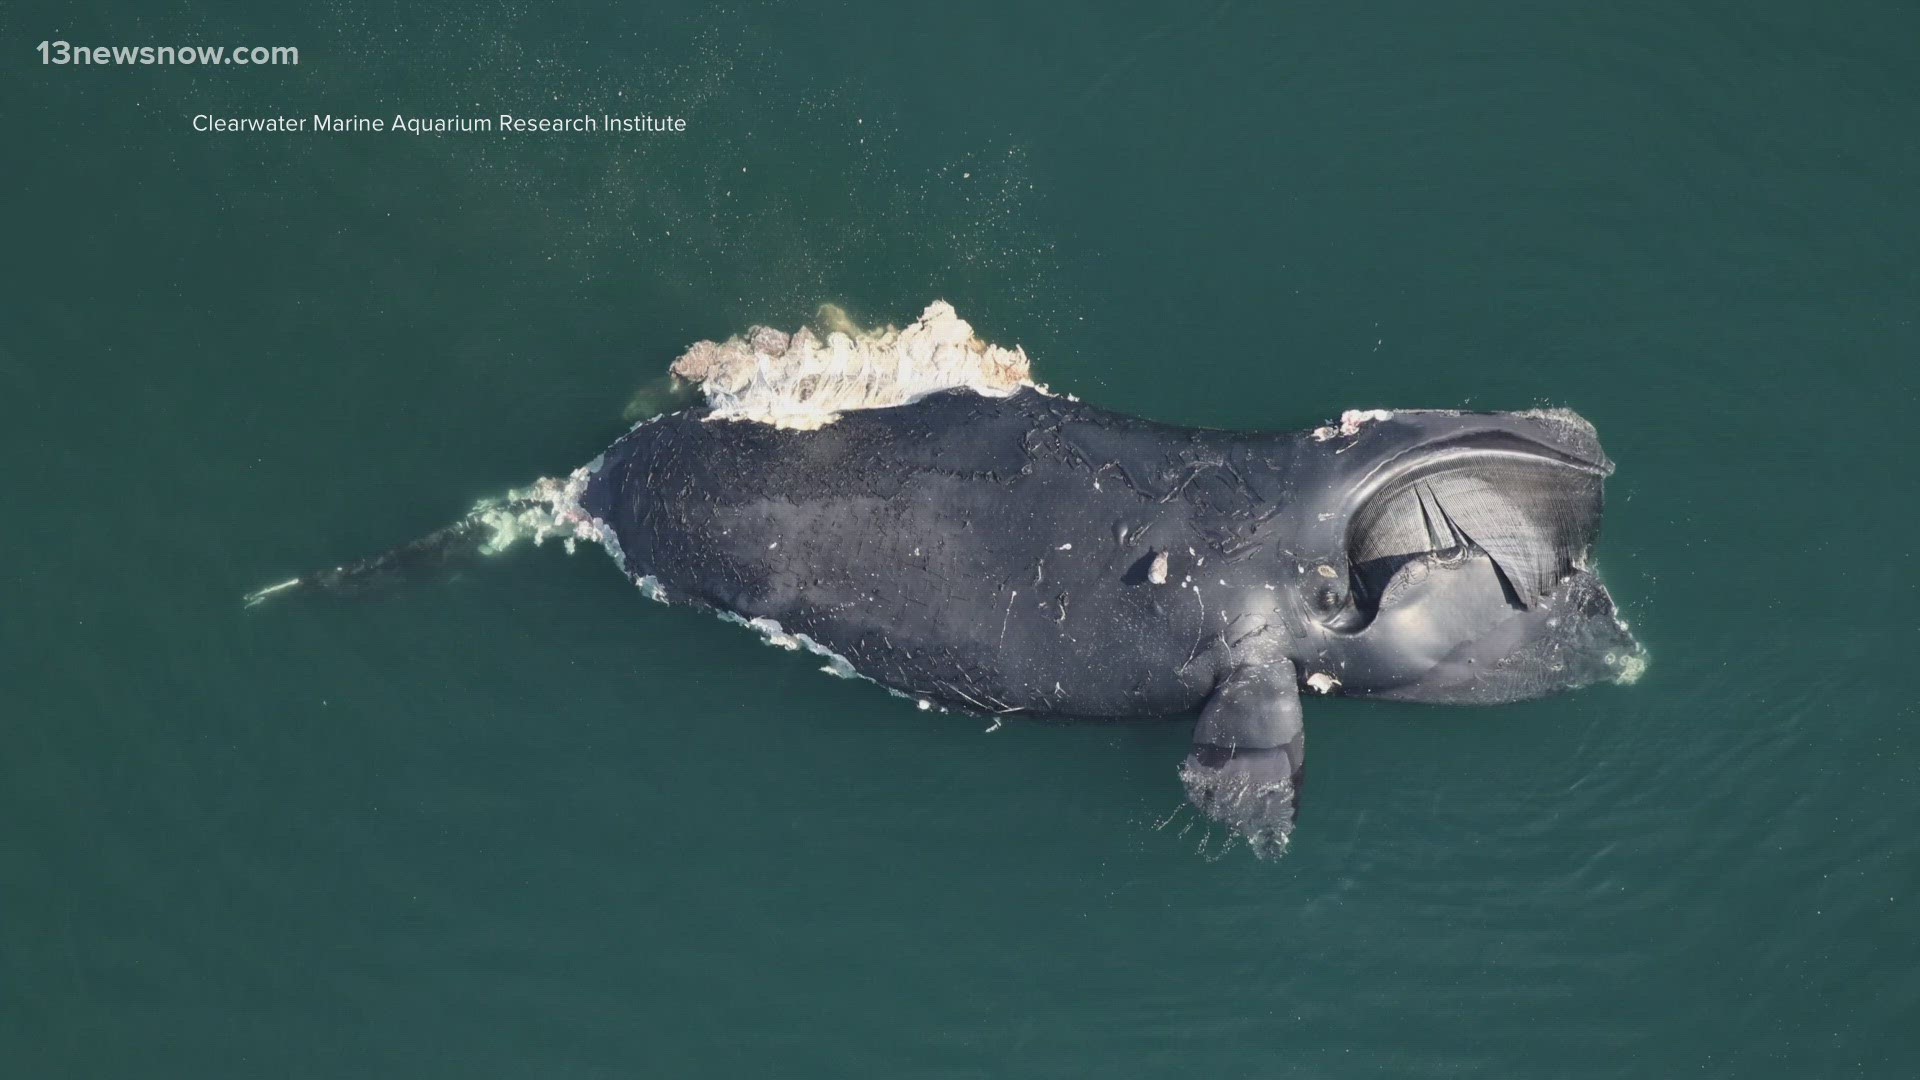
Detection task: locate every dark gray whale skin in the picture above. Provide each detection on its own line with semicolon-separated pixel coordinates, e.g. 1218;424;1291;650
578;388;1642;853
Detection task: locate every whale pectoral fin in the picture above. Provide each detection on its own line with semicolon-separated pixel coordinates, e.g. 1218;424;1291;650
1180;658;1306;858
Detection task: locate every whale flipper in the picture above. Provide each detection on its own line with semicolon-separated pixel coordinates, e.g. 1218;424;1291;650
1179;657;1306;858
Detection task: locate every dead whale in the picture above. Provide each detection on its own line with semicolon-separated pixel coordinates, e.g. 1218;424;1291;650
249;302;1644;856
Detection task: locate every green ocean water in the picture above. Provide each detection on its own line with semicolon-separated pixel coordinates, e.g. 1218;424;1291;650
5;1;1918;1076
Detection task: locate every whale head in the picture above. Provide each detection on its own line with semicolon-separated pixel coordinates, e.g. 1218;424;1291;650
1299;409;1644;703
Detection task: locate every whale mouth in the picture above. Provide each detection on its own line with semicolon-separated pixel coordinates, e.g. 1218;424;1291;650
1314;414;1642;700
1339;423;1610;630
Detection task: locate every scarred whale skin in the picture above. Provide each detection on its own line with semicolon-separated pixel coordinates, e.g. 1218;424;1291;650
252;305;1643;857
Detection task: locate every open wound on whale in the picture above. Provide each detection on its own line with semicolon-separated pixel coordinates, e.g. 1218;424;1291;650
669;301;1037;430
458;303;1033;563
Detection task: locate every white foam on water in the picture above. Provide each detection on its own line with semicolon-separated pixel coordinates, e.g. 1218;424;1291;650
1614;652;1650;685
717;611;864;680
471;458;625;561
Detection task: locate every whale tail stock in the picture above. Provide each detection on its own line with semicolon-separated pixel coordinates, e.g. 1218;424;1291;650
241;497;555;607
243;462;619;610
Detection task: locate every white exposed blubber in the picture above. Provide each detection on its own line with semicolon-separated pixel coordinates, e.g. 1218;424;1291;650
669;301;1036;430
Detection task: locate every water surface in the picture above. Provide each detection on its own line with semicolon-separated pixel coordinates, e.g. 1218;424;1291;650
5;1;1917;1076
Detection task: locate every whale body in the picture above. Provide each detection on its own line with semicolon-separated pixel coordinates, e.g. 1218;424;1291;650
254;304;1643;855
